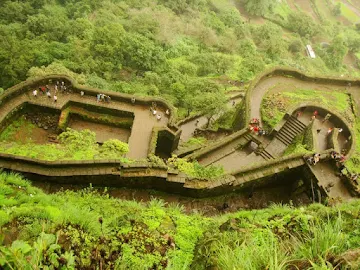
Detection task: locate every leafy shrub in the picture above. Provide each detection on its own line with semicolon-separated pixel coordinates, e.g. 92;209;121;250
58;128;96;150
147;154;166;166
100;139;129;157
289;39;303;53
287;11;318;37
167;155;224;179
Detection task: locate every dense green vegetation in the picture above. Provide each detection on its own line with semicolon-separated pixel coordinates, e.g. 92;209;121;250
1;172;360;269
0;1;360;268
1;0;360;118
0;122;129;161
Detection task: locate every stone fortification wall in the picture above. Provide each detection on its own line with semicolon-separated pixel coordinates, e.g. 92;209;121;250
0;70;357;197
234;67;360;131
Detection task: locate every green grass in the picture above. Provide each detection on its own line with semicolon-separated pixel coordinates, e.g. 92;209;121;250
261;88;354;129
180;137;208;148
272;1;292;19
1;172;360;269
0;117;35;142
338;2;359;23
284;134;312;156
0;128;130;161
345;118;360;173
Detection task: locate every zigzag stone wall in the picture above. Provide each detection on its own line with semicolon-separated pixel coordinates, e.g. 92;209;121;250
0;70;358;197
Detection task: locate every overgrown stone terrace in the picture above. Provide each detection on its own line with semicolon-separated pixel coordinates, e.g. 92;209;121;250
0;69;359;201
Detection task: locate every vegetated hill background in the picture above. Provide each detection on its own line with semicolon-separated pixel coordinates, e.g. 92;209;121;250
0;0;359;118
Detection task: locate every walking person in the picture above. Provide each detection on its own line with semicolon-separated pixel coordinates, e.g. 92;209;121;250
54;95;57;103
39;86;45;95
322;113;331;123
33;89;37;97
311;110;318;121
47;91;51;99
296;111;302;119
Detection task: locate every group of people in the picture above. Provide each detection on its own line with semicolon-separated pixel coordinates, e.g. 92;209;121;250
307;153;321;166
33;84;58;102
96;93;111;103
248;118;266;136
330;150;346;163
54;81;68;93
150;102;169;121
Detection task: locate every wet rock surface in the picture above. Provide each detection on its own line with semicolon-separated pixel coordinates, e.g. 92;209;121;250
24;112;59;132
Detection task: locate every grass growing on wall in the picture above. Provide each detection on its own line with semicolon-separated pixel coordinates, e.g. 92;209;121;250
338;2;359;22
0;117;35;142
345;118;360;173
0;128;130;161
168;155;224;180
261;89;354;129
1;172;360;269
283;134;312;156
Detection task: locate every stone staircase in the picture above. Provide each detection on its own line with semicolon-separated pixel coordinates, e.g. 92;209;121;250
259;148;274;160
243;133;253;142
275;116;307;146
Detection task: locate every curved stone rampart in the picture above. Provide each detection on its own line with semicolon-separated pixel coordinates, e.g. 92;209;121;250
1;74;179;128
0;70;358;198
0;151;324;197
236;67;360;130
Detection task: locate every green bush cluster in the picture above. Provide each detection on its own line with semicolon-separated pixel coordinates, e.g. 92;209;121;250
167;155;224;180
0;172;205;269
1;173;360;269
0;128;129;161
1;0;359;120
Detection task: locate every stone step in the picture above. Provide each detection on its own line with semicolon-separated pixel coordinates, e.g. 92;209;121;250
276;132;292;145
260;149;274;160
259;152;270;160
289;116;307;129
286;119;305;133
285;120;304;134
277;127;296;141
243;134;252;141
282;126;299;139
280;125;298;138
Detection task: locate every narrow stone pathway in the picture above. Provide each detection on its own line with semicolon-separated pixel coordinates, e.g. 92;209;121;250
308;161;352;200
178;93;242;142
0;85;170;159
250;75;360;127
